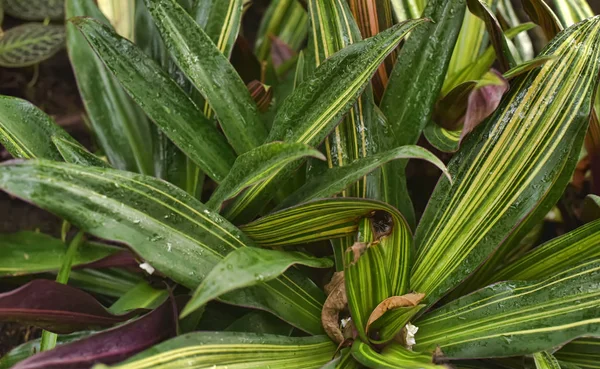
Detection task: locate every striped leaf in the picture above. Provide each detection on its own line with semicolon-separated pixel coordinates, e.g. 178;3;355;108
66;0;153;175
72;17;236;182
4;0;64;21
352;340;443;369
255;0;308;61
411;16;600;305
554;0;594;28
207;142;325;211
0;23;65;67
497;0;534;61
192;0;242;58
242;198;413;296
98;332;336;369
52;136;110;168
223;19;427;222
182;248;333;318
555;337;600;369
379;0;466;226
0;96;77;161
277;145;450;210
0;161;325;334
415;260;600;358
487;218;600;283
0;232;119;276
534;352;561;369
391;0;426;21
345;222;391;342
146;0;267;155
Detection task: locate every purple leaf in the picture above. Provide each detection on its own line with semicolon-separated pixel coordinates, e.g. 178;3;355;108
0;280;140;333
269;35;295;70
12;297;182;369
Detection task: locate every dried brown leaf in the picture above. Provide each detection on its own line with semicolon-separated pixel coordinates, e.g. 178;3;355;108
366;292;425;330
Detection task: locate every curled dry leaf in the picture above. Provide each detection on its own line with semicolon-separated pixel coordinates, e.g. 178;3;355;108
322;271;348;344
349;242;369;265
366;292;425;331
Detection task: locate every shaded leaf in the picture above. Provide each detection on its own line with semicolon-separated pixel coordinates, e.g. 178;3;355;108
555;337;600;369
0;279;139;333
0;23;65;67
522;0;563;40
109;282;169;314
533;351;561;369
182;248;332;318
4;0;64;21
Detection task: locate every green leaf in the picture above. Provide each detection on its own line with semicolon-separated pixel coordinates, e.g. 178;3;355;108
52;136;110;168
0;232;119;276
534;352;561;369
224;18;428;222
412;16;600;305
4;0;64;21
466;0;516;72
0;161;325;334
379;0;466;225
71;17;236;182
497;0;534;61
277;145;450;211
351;340;442;369
206;142;325;211
192;0;242;58
0;96;78;160
487;218;600;283
415;260;600;358
100;332;336;369
554;0;594;28
555;337;600;369
255;0;308;61
109;282;168;314
390;0;425;21
0;23;65;67
243;197;413;296
522;0;563;40
345;230;390;342
225;311;294;335
146;0;267;155
66;0;154;175
69;268;143;298
182;248;333;317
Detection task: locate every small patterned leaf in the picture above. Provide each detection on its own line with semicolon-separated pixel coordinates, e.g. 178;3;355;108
0;23;65;67
4;0;64;21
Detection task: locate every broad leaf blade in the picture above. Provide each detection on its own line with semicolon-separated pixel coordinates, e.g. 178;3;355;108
12;298;180;369
351;340;442;369
412;16;600;305
146;0;267;155
66;0;154;174
71;17;236;182
0;23;65;67
182;248;332;317
52;136;110;168
0;280;139;333
0;232;119;276
0;96;76;160
415;260;600;358
99;332;336;369
0;161;325;334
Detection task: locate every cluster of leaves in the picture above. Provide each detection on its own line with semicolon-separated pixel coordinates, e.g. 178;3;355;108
0;0;600;368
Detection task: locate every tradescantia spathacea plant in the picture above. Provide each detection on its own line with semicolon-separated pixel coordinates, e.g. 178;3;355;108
0;0;600;367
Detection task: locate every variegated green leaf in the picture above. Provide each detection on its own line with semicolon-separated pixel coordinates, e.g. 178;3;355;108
72;17;236;182
96;332;336;369
52;136;110;168
223;19;427;222
0;23;65;67
415;260;600;358
412;16;600;305
379;0;466;226
242;198;413;296
192;0;242;58
146;0;267;155
487;218;600;283
554;0;594;28
207;142;325;211
182;248;333;318
4;0;64;21
277;145;450;210
255;0;308;61
522;0;563;40
391;0;426;21
555;337;600;369
352;340;442;369
534;351;561;369
0;161;325;334
497;0;534;61
0;96;77;160
67;0;153;175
